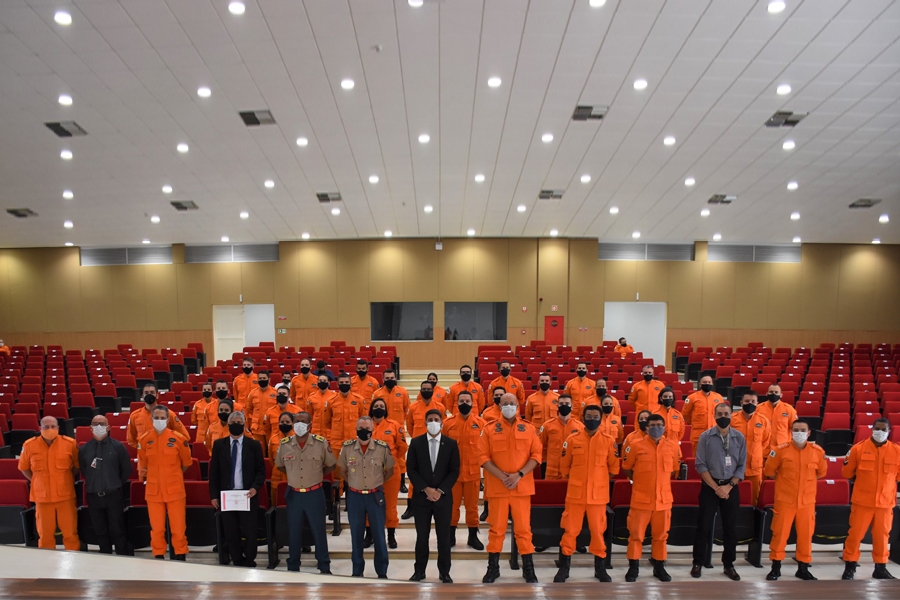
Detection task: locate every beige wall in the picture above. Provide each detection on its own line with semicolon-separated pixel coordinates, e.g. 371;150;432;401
1;240;899;368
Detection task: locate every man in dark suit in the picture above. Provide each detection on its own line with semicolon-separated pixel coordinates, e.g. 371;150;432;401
209;411;266;567
406;408;460;583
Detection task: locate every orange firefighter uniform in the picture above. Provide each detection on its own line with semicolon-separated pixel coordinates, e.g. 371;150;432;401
262;402;302;442
232;372;258;406
289;372;319;405
326;392;364;488
443;412;487;528
841;437;900;564
203;398;246;433
623;427;647;448
564;376;598;421
372;417;408;528
248;385;279;451
191;397;213;445
627;378;665;415
598;411;625;446
682;390;724;450
269;431;289;492
614;344;634;358
127;405;189;448
622;435;682;561
757;401;798;452
372;385;411;425
540;416;585;479
763;440;827;563
204;420;251;454
449;381;486;416
478;417;543;554
18;434;80;550
138;428;192;557
652;405;685;443
351;374;379;410
482;403;502;423
525;389;560;429
487;374;526;412
305;388;336;437
730;409;771;505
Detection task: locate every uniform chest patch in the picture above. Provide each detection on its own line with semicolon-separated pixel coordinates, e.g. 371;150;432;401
395;393;402;397
518;424;526;432
166;442;175;447
494;424;503;432
384;430;392;435
168;438;176;443
672;415;679;420
552;399;558;405
471;423;480;429
781;413;788;417
586;385;592;390
755;423;763;428
351;401;358;405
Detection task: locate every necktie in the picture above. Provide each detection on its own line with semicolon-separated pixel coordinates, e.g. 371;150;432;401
231;439;239;490
430;438;438;471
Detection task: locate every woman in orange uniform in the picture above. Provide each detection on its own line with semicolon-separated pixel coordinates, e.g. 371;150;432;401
369;397;408;549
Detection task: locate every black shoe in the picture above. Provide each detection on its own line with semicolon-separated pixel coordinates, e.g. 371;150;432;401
287;567;300;572
399;473;408;494
363;527;374;549
377;574;388;579
401;507;413;520
553;552;570;583
409;572;426;582
795;561;817;581
480;502;488;522
691;564;702;578
625;559;640;582
521;554;539;583
318;568;332;575
767;560;781;580
483;552;501;583
724;566;740;581
450;526;457;548
874;564;896;579
244;560;257;568
576;545;587;553
594;555;611;582
534;546;548;553
439;573;453;583
467;527;484;551
387;528;397;549
302;546;312;553
842;561;857;580
652;559;672;582
155;555;165;560
352;572;363;578
174;554;186;561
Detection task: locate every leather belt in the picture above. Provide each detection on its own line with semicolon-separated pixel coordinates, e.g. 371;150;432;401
349;486;382;495
292;483;323;493
715;479;733;486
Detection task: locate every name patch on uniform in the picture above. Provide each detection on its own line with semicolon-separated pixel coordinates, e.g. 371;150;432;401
517;424;526;432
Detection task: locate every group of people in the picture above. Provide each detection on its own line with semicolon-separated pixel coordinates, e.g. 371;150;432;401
15;356;900;583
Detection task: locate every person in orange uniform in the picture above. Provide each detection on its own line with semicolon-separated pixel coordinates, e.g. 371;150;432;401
595;379;622;418
233;357;259;406
372;370;411;493
442;390;486;551
553;404;620;583
205;400;244;454
369;397;408;549
483;386;504;423
841;417;900;580
327;373;365;493
137;405;192;559
449;365;485;416
763;419;827;581
757;385;798;452
18;416;80;550
0;339;10;357
627;366;665;415
192;382;215;445
427;372;449;401
614;337;634;358
598;394;625;446
488;361;526;413
248;371;278;452
624;410;651;448
127;383;189;448
479;393;543;584
204;380;246;431
565;362;597;421
351;359;379;411
652;387;685;443
263;385;302;442
622;413;682;582
307;375;336;436
525;373;559;429
269;411;298;494
540;394;585;479
402;381;446;520
730;392;771;505
290;359;319;407
682;376;724;452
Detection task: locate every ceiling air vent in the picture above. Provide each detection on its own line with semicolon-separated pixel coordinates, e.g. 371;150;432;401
572;105;608;121
849;198;881;209
239;109;276;126
45;121;88;137
765;110;807;128
538;189;564;200
7;208;38;218
708;194;737;205
170;200;199;211
316;192;342;204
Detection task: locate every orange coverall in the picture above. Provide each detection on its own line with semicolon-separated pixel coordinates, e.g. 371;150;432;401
628;379;665;415
487;375;526;412
622;436;682;561
841;437;900;564
443;412;487;528
372;418;408;528
525;390;560;429
763;441;827;563
262;402;302;442
248;386;279;450
18;435;80;550
449;381;486;416
478;417;543;554
757;401;798;451
652;406;685;443
306;388;336;436
372;385;411;424
191;398;212;444
232;372;258;406
540;416;585;479
730;410;772;505
203;399;246;433
204;421;251;454
351;374;379;410
482;403;501;423
327;392;364;488
559;429;620;557
138;428;192;556
614;344;634;358
598;412;625;446
682;391;724;450
289;373;319;405
127;405;189;448
564;376;598;421
269;431;288;491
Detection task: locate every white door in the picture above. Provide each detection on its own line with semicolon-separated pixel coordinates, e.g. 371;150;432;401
603;302;667;366
213;305;245;365
243;304;276;347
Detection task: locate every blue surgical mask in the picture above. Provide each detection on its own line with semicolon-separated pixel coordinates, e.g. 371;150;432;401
647;426;664;440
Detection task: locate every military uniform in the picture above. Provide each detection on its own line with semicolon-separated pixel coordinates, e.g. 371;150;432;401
275;433;336;572
337;438;396;577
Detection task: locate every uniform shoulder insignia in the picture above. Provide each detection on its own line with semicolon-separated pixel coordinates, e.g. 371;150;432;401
625;445;631;453
539;425;545;434
280;436;292;444
611;420;618;425
769;450;777;457
777;442;790;449
684;398;690;404
313;434;326;442
562;441;568;449
374;439;388;447
343;440;355;446
183;440;189;447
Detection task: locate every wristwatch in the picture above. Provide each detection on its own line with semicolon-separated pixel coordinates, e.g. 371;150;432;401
517;471;525;478
728;480;736;487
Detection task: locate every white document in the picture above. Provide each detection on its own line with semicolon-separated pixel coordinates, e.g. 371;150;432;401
220;490;250;511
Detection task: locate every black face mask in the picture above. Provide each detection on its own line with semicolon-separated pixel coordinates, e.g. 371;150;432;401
577;370;587;377
258;379;269;389
661;398;674;408
144;394;156;404
584;419;600;431
277;395;289;405
385;380;397;389
767;393;780;403
700;383;713;393
460;373;471;382
283;378;291;386
317;381;330;391
716;416;731;430
500;368;510;377
420;390;434;400
216;389;228;400
742;403;756;415
228;422;244;436
357;370;367;378
219;412;230;424
338;383;351;394
557;404;572;417
493;396;503;405
279;423;292;434
601;405;614;414
458;403;473;416
372;407;387;419
643;373;653;382
638;421;649;432
243;366;253;375
300;366;311;375
202;390;213;398
539;382;550;392
597;388;607;396
357;428;372;441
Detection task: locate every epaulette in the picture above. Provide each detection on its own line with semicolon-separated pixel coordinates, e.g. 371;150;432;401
343;439;355;446
776;442;791;449
280;436;291;444
374;439;389;447
312;434;326;442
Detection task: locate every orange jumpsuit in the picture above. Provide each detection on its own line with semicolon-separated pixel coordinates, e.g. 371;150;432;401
615;344;634;358
326;392;364;488
269;432;289;491
289;373;319;405
232;372;258;406
682;391;724;450
351;374;379;410
262;402;302;442
248;386;279;450
540;416;585;479
449;381;486;416
405;399;446;499
598;412;625;446
0;344;9;357
652;406;685;443
756;401;798;451
138;428;192;556
306;388;336;437
623;428;647;449
478;417;543;554
127;405;189;448
524;390;559;429
203;398;246;433
482;404;501;423
763;441;827;563
559;429;620;557
18;435;80;550
443;412;487;528
564;376;598;421
372;385;411;424
622;436;682;560
841;438;900;564
204;420;250;454
730;410;771;505
487;375;526;412
627;379;665;415
372;418;408;528
191;398;212;444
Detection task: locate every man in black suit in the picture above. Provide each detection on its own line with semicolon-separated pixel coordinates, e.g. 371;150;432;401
209;411;266;567
406;408;460;583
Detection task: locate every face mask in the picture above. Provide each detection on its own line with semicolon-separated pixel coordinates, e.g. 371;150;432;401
494;396;503;405
219;412;230;424
638;421;649;432
91;425;108;438
228;422;245;436
41;428;59;441
500;368;510;377
282;379;291;386
557;404;572;417
317;381;329;391
372;407;387;419
426;421;442;436
661;398;674;408
700;383;713;393
279;423;293;434
357;370;367;378
767;393;780;403
577;370;587;377
258;379;269;389
202;390;213;398
597;388;607;396
602;405;614;414
293;422;309;437
872;430;889;443
458;403;472;416
144;394;156;404
338;383;351;394
243;366;253;375
428;380;438;388
216;389;228;400
357;428;372;442
501;405;518;419
584;419;600;431
461;373;472;382
539;382;550;392
647;426;664;440
300;366;311;375
277;395;289;404
643;373;653;382
742;403;756;415
792;431;807;444
385;380;397;389
716;416;731;429
420;390;434;400
152;418;167;433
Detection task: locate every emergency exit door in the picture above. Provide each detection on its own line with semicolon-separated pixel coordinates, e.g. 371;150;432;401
544;316;564;346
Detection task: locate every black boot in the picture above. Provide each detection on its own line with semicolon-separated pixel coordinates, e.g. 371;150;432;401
399;473;408;494
482;553;500;583
594;555;611;582
467;527;484;551
363;527;373;549
522;554;538;583
766;560;781;581
387;528;397;549
450;526;457;548
874;564;896;580
480;501;488;522
652;559;671;582
625;559;640;582
401;505;413;520
553;552;570;583
842;561;857;580
795;561;817;580
174;554;186;561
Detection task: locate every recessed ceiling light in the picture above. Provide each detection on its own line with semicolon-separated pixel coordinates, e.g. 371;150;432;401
176;143;189;153
879;214;889;224
713;233;722;241
58;94;72;106
793;236;802;243
872;238;881;244
701;208;710;217
776;84;792;96
64;242;73;247
424;205;433;214
589;0;607;6
782;140;795;150
467;228;476;236
197;86;211;98
517;205;527;213
384;230;393;238
408;0;423;6
341;78;355;90
162;185;173;194
418;133;430;144
609;206;619;215
633;78;648;91
369;175;379;184
221;236;229;242
150;215;160;224
541;133;553;143
787;181;798;191
474;173;485;183
487;77;502;88
632;231;640;239
301;232;310;240
663;136;676;146
768;1;786;14
142;239;151;244
264;179;275;189
54;11;72;25
550;229;559;237
331;207;341;216
228;2;245;15
240;211;249;220
62;190;73;200
790;212;800;221
296;136;309;147
60;149;72;160
685;177;696;187
64;220;73;229
580;174;591;183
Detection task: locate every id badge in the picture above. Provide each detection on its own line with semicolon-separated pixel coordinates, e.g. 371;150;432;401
724;455;732;467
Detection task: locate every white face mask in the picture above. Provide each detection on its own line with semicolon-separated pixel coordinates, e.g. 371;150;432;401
792;431;808;445
91;425;108;439
293;422;309;437
152;418;167;433
871;429;889;443
501;404;518;419
427;421;442;436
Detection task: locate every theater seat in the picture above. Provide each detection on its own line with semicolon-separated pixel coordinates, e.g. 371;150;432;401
0;479;33;544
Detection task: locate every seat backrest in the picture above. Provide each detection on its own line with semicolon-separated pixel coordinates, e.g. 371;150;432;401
609;480;632;507
0;458;27;480
816;479;850;504
0;479;31;507
532;480;568;505
758;479;776;508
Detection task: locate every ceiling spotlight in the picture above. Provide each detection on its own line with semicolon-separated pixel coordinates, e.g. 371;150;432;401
424;205;433;214
685;177;696;187
64;220;73;229
64;242;73;247
517;205;527;213
633;78;648;91
408;0;424;6
787;181;799;191
221;236;230;242
58;94;72;106
609;206;619;215
301;232;310;240
62;190;73;200
176;143;189;153
791;212;800;221
60;149;73;160
162;185;173;194
589;0;607;6
632;231;640;239
142;239;151;245
793;236;802;243
879;214;889;224
264;179;275;189
701;208;710;217
713;233;722;241
768;1;786;14
663;136;676;146
150;215;160;224
341;78;355;90
467;228;476;236
331;207;341;216
369;175;379;184
777;84;792;96
783;140;795;150
296;136;309;147
54;11;72;25
872;238;881;244
474;173;485;183
228;2;246;15
541;133;554;143
197;86;211;98
550;229;559;237
418;133;430;144
580;174;591;183
240;211;249;220
488;77;502;88
384;230;393;238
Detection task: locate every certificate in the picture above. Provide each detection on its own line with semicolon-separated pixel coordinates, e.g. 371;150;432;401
220;490;251;511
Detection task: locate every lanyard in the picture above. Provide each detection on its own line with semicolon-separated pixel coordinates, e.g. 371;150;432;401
719;431;730;455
